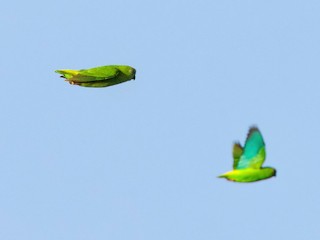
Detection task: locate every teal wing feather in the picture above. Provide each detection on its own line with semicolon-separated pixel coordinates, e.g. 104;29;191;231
232;142;243;169
235;127;266;169
74;66;120;82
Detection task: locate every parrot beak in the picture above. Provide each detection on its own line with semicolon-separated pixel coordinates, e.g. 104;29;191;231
132;68;136;80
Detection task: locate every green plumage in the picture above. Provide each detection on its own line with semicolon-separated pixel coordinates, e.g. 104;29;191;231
55;65;136;88
218;127;276;183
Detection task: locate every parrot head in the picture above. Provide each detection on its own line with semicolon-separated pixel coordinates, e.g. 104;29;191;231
264;167;277;177
117;66;136;80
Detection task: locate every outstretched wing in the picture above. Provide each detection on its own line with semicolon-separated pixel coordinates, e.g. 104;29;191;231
235;127;266;169
232;142;243;169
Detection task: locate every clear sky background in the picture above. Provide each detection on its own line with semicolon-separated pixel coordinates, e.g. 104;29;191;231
1;0;320;239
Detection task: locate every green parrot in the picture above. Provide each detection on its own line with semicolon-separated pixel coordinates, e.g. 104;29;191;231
55;65;136;88
218;127;276;183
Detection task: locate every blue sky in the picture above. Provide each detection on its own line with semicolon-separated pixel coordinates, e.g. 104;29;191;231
1;0;320;239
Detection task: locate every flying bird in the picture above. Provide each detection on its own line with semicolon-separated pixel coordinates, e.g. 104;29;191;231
55;65;136;88
218;127;276;183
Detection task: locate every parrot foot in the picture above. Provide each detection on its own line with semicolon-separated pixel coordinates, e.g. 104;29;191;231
68;80;79;86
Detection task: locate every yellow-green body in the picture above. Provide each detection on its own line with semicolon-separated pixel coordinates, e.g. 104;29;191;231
218;127;276;183
55;65;136;88
218;168;276;182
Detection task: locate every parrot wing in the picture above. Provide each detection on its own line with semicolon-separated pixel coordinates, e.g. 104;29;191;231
232;142;243;169
56;66;120;83
234;127;266;169
74;66;120;82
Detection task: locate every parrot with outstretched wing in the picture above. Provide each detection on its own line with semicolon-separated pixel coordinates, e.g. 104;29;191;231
218;127;276;183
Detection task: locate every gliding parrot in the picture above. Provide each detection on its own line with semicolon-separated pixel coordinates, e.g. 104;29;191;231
55;65;136;88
